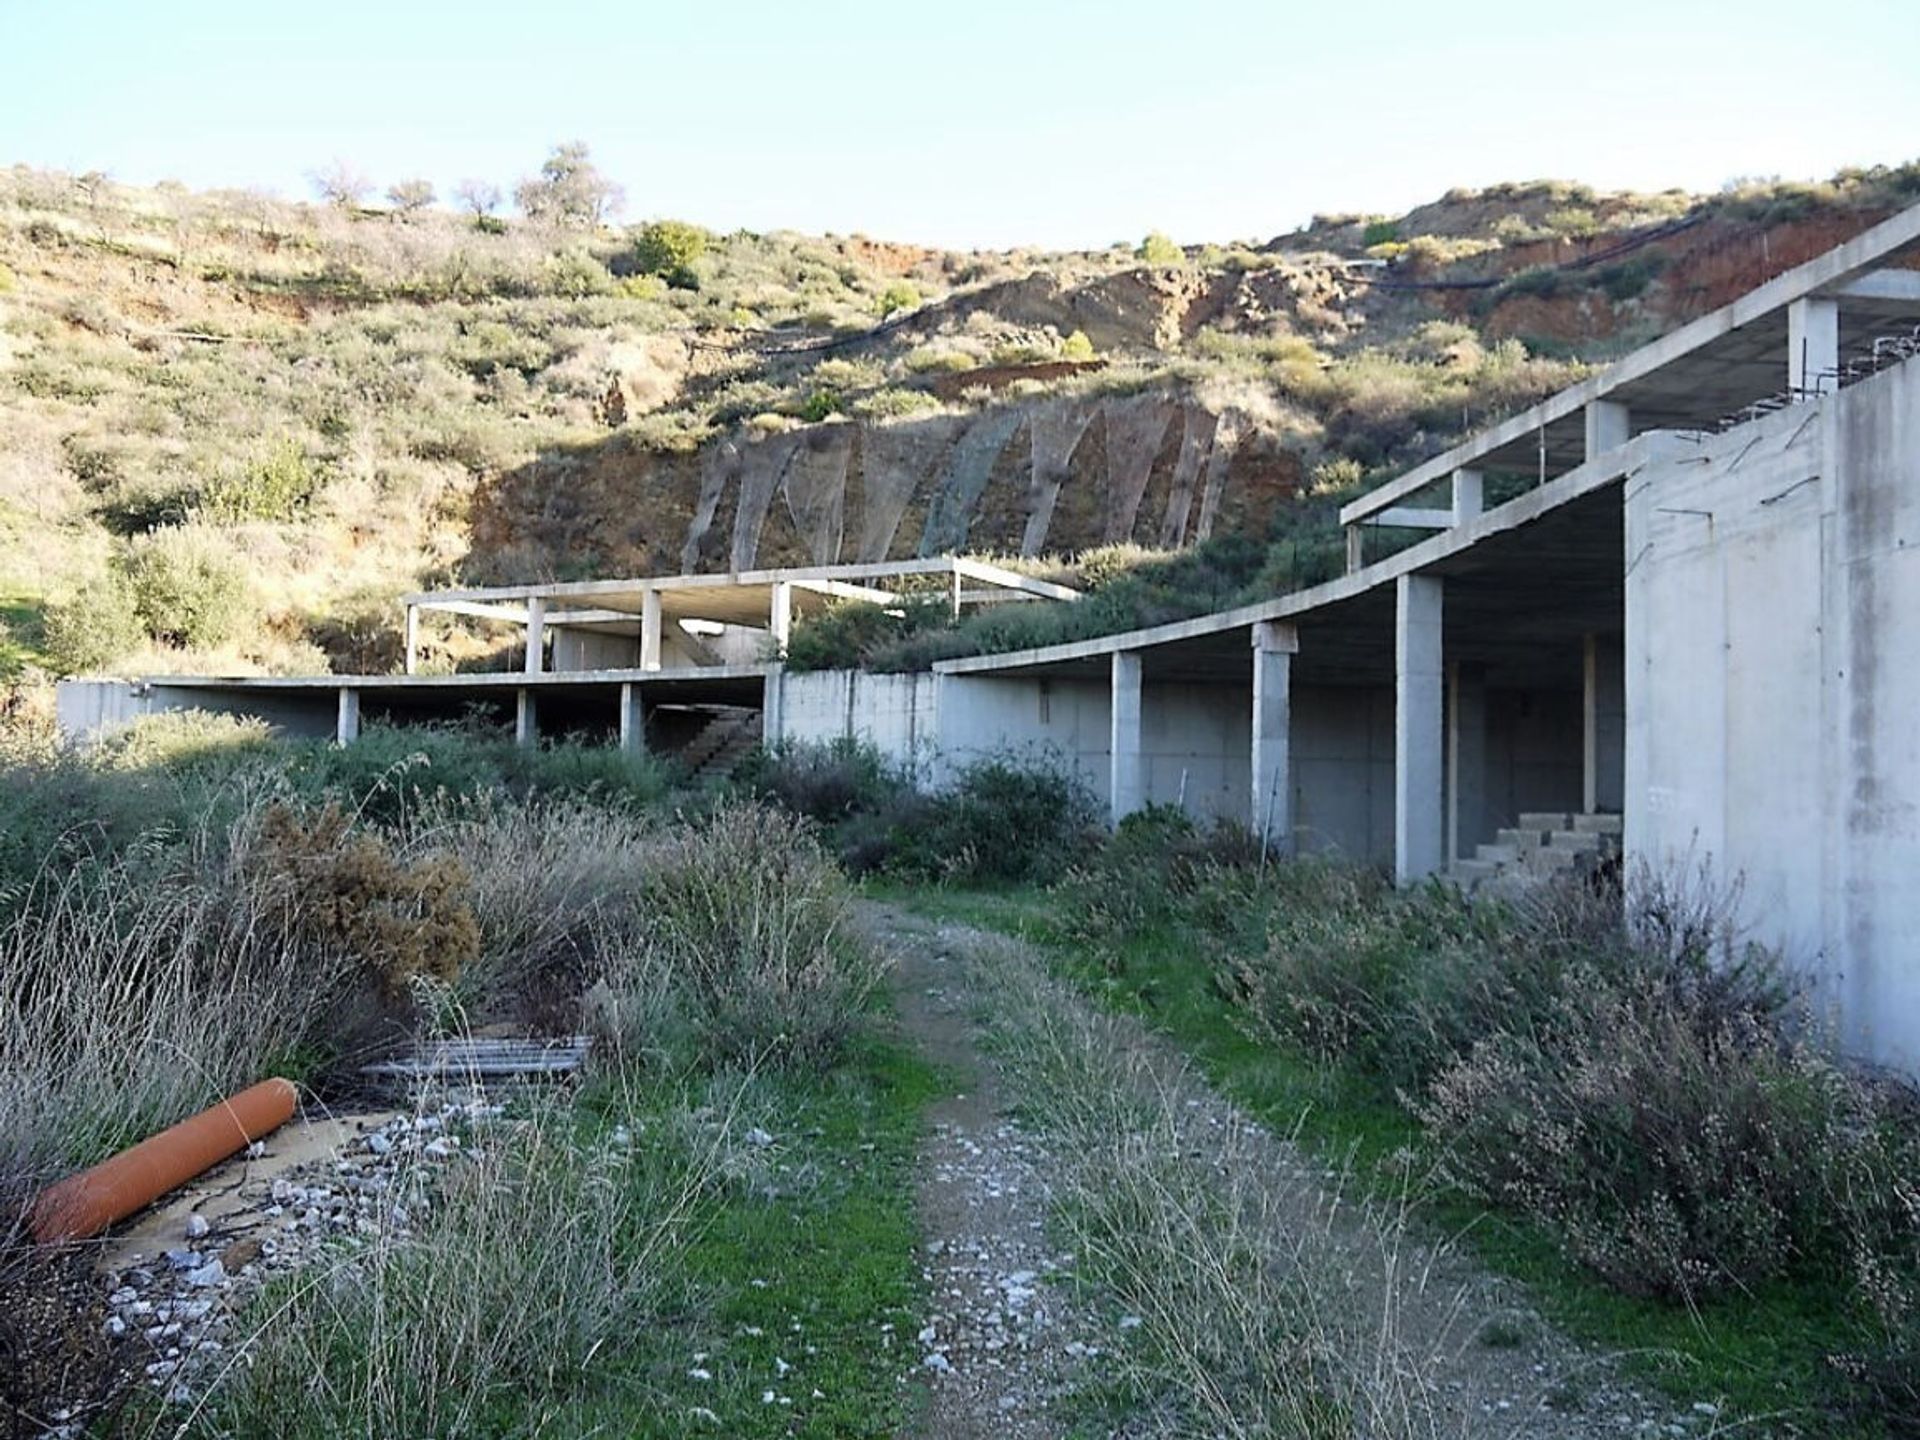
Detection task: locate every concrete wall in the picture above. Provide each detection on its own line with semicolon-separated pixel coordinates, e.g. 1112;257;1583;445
1627;360;1920;1071
55;679;338;741
776;669;941;779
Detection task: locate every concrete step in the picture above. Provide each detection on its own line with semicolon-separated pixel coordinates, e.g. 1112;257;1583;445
1518;811;1572;832
1475;842;1520;864
1449;859;1499;883
1549;830;1603;853
1572;812;1624;836
1496;827;1548;850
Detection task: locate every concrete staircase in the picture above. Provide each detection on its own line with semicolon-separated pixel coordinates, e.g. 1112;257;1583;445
679;706;763;782
1445;811;1622;895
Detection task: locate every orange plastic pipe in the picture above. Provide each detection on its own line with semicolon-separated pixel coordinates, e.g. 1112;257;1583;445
30;1078;299;1245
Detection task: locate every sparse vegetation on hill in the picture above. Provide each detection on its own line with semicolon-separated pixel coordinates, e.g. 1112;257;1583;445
1;158;1916;693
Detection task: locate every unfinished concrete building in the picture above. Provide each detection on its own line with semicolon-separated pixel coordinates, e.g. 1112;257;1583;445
59;205;1920;1071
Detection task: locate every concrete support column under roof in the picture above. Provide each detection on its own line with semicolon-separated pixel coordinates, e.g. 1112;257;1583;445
640;590;663;671
762;663;786;747
403;605;418;676
515;689;537;748
1447;662;1486;866
1250;620;1297;855
1110;650;1144;829
1395;574;1445;885
1584;400;1630;461
1789;295;1840;396
524;596;547;675
1584;633;1625;813
618;682;645;753
335;686;360;747
770;582;794;651
1452;469;1483;526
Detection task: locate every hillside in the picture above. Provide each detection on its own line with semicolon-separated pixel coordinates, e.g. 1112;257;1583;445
2;159;1916;683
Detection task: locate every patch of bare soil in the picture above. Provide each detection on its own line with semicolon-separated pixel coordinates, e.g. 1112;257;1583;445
865;902;1709;1440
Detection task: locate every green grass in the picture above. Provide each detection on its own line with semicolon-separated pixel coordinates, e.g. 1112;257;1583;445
580;1034;943;1437
882;883;1883;1436
0;589;49;676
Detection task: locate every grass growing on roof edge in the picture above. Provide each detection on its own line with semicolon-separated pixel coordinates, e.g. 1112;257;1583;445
873;880;1884;1437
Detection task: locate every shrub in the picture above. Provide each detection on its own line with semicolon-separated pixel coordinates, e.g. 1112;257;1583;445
1061;328;1095;361
250;800;481;1002
197;436;317;522
41;575;143;674
0;262;14;293
1138;231;1184;266
1360;219;1401;247
515;141;623;227
632;219;707;288
891;757;1101;886
633;802;878;1068
734;737;902;823
875;280;918;317
119;525;252;649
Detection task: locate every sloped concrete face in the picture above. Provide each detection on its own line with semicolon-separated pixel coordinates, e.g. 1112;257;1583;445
1023;399;1097;557
730;432;802;573
1627;358;1920;1073
859;417;957;562
782;425;854;565
1101;396;1176;544
1158;404;1219;548
919;409;1025;556
681;436;741;573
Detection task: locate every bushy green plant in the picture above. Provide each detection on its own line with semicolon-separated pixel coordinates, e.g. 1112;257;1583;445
632;219;707;288
1060;328;1095;361
197;436;317;523
891;757;1101;886
875;280;918;317
119;526;252;649
1138;231;1184;266
1360;219;1401;247
41;574;143;674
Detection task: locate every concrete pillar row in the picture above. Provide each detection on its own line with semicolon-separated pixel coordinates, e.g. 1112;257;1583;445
1583;633;1626;813
640;590;663;671
1584;400;1631;461
618;682;645;753
1394;574;1446;886
1250;620;1297;855
1788;296;1840;397
1446;662;1486;865
524;596;547;675
335;687;361;747
1109;650;1144;829
515;689;537;748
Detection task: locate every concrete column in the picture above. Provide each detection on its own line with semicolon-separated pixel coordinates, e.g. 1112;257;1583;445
1251;620;1297;854
618;682;645;753
762;662;786;747
1583;400;1630;461
1451;468;1483;527
950;568;964;618
770;582;793;651
1788;296;1839;396
1109;650;1144;828
1345;527;1364;575
402;605;418;675
1395;574;1445;885
1446;662;1486;865
524;596;547;675
515;688;537;748
335;686;360;746
1583;633;1625;813
640;590;663;671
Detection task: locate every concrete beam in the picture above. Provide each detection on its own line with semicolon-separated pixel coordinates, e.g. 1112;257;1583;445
1788;295;1839;396
1110;650;1144;828
1395;574;1445;885
1583;633;1625;812
618;681;645;753
1584;399;1630;461
1376;506;1455;530
1818;267;1920;306
640;590;663;671
1251;621;1297;854
1446;663;1486;865
335;686;360;746
524;596;547;675
1452;469;1483;526
515;689;537;748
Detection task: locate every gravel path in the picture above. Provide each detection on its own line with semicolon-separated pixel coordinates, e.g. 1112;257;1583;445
871;904;1131;1439
864;902;1716;1440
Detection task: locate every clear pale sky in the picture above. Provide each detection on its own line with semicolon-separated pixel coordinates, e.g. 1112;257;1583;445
2;0;1915;250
